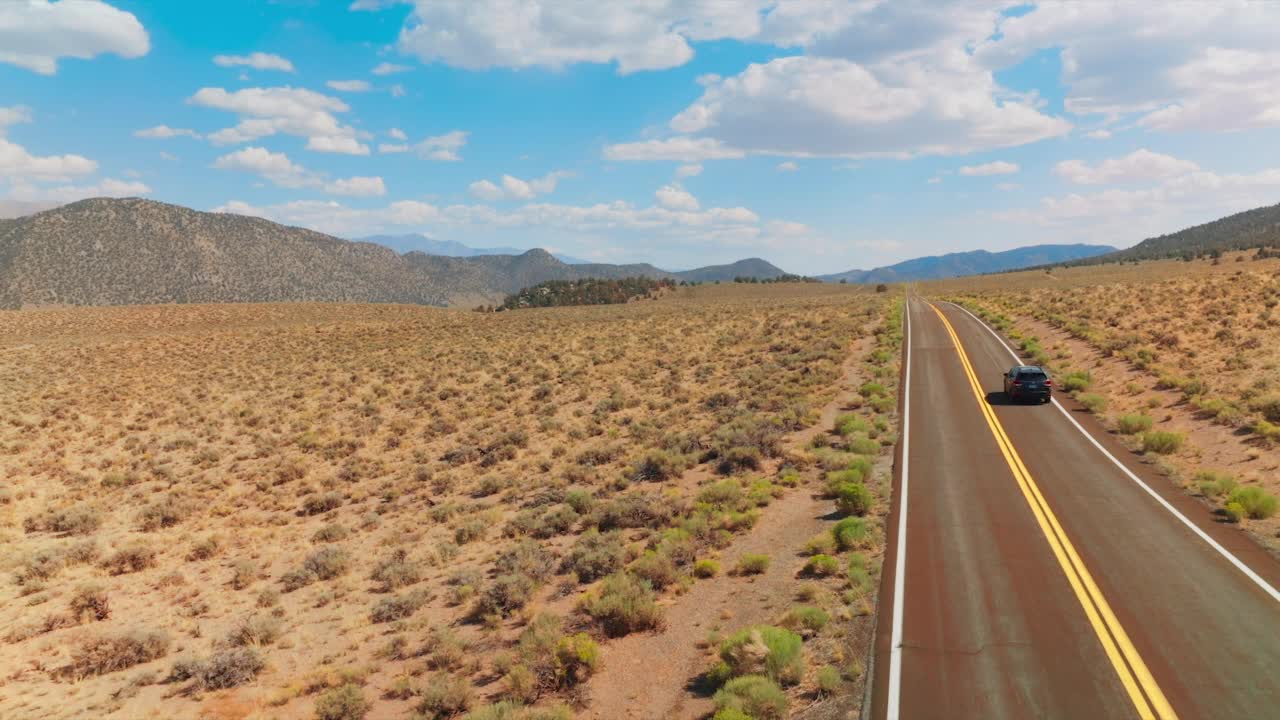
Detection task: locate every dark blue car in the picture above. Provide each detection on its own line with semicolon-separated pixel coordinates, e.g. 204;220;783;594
1003;365;1053;404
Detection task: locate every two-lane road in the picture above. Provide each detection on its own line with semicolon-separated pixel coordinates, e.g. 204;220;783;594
871;296;1280;719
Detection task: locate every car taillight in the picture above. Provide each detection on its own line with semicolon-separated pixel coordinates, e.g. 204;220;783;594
1045;379;1053;386
1011;381;1021;387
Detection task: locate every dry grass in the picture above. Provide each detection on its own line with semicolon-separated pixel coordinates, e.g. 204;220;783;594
937;251;1280;550
0;283;883;719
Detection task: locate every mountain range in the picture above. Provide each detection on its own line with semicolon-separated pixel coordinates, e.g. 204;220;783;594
1052;202;1280;267
357;233;589;265
0;198;787;310
817;244;1116;284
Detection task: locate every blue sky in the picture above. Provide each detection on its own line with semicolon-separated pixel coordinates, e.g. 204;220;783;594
4;1;1280;274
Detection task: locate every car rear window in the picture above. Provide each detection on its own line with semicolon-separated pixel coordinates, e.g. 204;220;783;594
1019;371;1048;381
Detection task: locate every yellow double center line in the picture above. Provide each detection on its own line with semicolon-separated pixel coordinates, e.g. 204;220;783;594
928;302;1178;720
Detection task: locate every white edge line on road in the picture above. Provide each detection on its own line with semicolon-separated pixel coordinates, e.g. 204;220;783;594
944;301;1280;605
886;296;911;720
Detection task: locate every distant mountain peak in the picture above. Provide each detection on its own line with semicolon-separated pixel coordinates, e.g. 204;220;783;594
818;243;1116;284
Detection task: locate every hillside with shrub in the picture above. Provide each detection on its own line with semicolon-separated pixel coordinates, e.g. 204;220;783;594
499;277;676;310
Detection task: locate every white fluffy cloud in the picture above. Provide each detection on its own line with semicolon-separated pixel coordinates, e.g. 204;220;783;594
603;136;745;162
212;146;313;187
6;177;150;203
413;130;468;161
665;56;1070;159
387;128;407;140
134;125;201;139
675;163;703;178
976;2;1280;132
469;171;570;201
995;155;1280;246
0;0;149;75
468;180;504;201
323;176;386;197
1053;149;1199;185
393;0;774;74
190;86;368;155
211;146;385;196
959;161;1019;176
0;108;98;181
327;79;371;92
214;195;770;244
371;62;412;75
213;52;294;72
654;184;699;211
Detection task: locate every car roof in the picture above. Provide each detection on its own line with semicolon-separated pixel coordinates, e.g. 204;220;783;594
1012;365;1047;373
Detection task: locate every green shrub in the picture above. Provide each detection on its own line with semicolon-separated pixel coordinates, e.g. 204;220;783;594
717;626;804;685
693;558;720;578
847;553;874;596
563;529;625;583
1076;393;1107;414
846;436;881;455
859;382;887;398
1060;370;1092;393
803;533;836;556
583;573;662;637
834;414;870;437
834;482;872;516
70;630;170;677
803;555;839;577
416;672;473;719
735;554;770;575
699;480;746;511
713;675;788;720
371;590;429;623
781;605;829;634
1142;430;1184;454
832;517;869;551
1195;470;1237;498
817;665;842;696
314;683;369;720
629;551;679;590
1228;487;1277;520
172;648;265;689
476;573;536;617
1224;502;1247;524
631;450;687;482
1115;414;1152;435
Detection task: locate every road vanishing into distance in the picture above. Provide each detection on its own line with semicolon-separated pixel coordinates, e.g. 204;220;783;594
870;296;1280;720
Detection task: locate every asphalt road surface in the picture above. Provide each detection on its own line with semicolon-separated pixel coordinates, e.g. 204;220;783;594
869;296;1280;720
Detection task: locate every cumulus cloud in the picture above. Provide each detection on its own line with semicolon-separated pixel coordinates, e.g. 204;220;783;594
393;1;775;74
0;0;149;75
6;177;151;204
134;125;201;139
994;157;1280;246
327;79;371;92
0;138;97;181
654;184;699;211
413;130;468;161
958;161;1019;176
1053;149;1199;185
0;106;33;128
212;146;313;187
211;146;385;196
468;179;504;201
323;176;387;197
603;137;745;162
665;56;1070;159
388;127;407;140
190;86;369;155
975;2;1280;132
213;52;294;72
212;195;775;246
372;62;412;75
469;171;571;201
